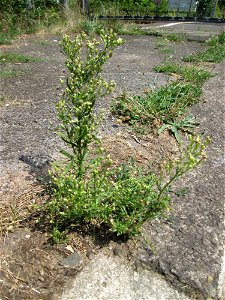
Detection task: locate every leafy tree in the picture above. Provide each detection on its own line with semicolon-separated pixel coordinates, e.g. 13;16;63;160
196;0;214;18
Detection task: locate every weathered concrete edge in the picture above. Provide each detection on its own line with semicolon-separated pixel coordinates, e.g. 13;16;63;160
218;247;225;298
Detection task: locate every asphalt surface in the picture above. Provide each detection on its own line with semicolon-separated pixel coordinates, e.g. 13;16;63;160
141;21;225;41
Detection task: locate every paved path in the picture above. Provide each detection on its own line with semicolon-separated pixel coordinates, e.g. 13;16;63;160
61;252;191;300
141;21;225;41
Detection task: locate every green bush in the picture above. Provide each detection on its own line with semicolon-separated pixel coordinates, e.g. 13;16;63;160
196;0;214;18
0;0;62;39
48;30;210;242
89;0;156;15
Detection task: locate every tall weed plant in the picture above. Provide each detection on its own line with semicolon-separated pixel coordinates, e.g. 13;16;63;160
48;30;210;242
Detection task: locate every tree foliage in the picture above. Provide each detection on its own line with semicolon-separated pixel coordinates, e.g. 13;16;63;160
196;0;214;18
0;0;59;15
89;0;156;12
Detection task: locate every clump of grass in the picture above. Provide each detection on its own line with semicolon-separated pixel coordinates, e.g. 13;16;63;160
79;19;103;35
206;31;225;46
183;31;225;63
155;37;175;54
0;96;5;105
33;39;52;46
0;34;12;45
183;45;225;63
166;34;185;42
112;60;213;141
0;52;43;63
154;63;213;85
0;69;25;78
112;81;201;126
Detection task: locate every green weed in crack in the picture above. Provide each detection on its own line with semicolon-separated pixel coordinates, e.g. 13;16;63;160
152;63;213;140
112;81;202;129
153;63;213;85
0;69;26;78
48;30;210;242
0;52;43;63
183;31;225;63
112;62;212;141
157;115;199;143
206;31;225;46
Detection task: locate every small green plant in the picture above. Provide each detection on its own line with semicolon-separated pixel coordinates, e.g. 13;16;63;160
0;52;42;63
0;69;25;78
158;115;199;142
0;96;5;105
206;31;225;46
33;39;52;46
79;19;104;35
0;34;12;45
183;45;225;63
166;34;185;42
155;37;174;54
156;135;210;202
154;63;212;85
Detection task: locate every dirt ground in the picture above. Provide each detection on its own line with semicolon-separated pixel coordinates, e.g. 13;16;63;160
0;33;223;299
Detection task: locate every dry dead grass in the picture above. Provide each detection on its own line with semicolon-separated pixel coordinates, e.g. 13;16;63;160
36;7;86;36
0;172;46;238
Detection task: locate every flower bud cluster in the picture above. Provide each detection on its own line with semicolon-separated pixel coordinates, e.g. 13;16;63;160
55;29;124;181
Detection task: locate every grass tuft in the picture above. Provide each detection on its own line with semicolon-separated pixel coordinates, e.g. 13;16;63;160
0;52;43;63
0;69;26;78
112;61;213;140
206;31;225;46
183;32;225;64
112;81;202;126
165;34;185;42
79;19;162;37
183;45;225;63
154;63;213;84
0;34;12;45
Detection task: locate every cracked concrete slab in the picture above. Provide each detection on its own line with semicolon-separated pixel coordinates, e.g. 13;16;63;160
137;61;225;299
61;252;191;300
